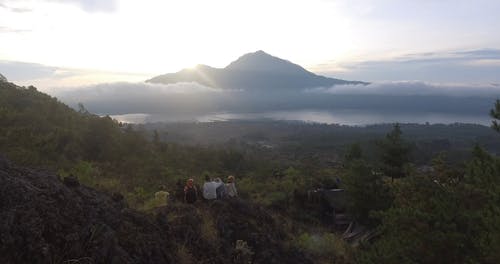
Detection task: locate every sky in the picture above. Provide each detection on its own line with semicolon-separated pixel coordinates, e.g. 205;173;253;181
1;0;500;90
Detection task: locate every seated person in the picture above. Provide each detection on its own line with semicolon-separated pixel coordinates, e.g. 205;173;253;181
154;185;169;207
202;175;217;200
184;178;198;204
225;175;238;198
214;177;227;199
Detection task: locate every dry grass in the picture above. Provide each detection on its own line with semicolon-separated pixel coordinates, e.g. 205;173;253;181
199;208;220;245
176;245;195;264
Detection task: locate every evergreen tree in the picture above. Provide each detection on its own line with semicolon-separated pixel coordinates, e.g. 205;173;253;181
344;142;363;163
343;143;392;227
378;124;411;181
343;160;392;226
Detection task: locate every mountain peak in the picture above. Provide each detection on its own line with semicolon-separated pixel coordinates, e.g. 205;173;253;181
189;64;214;71
253;50;269;55
0;73;7;82
225;50;309;74
147;51;367;90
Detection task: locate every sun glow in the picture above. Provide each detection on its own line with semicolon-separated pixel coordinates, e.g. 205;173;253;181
2;0;500;88
0;0;355;76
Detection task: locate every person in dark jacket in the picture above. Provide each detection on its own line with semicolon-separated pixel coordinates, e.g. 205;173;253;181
184;178;198;204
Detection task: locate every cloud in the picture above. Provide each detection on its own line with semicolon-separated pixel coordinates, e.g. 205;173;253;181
0;0;117;13
50;79;498;118
52;81;231;114
10;7;32;13
56;81;221;97
0;26;31;33
47;0;118;12
0;60;153;90
463;59;500;67
306;81;500;97
0;60;57;80
454;49;500;60
360;49;500;66
327;49;500;83
0;2;31;12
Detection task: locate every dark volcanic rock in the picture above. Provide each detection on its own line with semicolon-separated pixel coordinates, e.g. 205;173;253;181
0;156;174;264
63;175;80;187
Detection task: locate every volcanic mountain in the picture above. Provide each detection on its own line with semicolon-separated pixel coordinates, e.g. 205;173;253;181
147;50;367;90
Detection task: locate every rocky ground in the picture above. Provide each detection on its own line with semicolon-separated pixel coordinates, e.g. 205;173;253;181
0;155;312;264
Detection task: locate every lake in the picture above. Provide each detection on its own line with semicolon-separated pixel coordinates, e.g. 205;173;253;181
109;109;492;126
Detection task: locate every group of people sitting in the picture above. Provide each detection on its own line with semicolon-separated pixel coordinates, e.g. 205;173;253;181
184;175;238;204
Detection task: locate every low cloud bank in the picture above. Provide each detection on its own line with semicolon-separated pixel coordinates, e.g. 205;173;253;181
53;81;235;115
50;80;498;118
55;81;222;98
306;81;500;97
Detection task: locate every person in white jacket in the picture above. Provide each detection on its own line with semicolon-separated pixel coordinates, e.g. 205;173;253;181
225;175;238;198
202;175;217;200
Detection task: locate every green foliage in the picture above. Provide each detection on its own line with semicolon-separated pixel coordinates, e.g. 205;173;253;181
0;82;86;168
282;167;306;193
359;148;500;264
344;142;363;163
378;124;411;180
127;187;149;207
343;160;392;226
295;232;347;259
462;146;500;262
237;166;313;209
141;193;169;211
61;160;98;186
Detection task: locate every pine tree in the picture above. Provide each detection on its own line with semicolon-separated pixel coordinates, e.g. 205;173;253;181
378;124;411;181
343;160;392;226
344;142;363;163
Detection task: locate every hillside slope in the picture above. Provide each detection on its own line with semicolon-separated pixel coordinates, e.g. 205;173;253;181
0;156;312;264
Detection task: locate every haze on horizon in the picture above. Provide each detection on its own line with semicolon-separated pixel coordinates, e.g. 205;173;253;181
1;0;500;90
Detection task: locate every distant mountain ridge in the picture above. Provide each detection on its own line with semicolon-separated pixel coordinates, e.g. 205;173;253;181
147;50;367;90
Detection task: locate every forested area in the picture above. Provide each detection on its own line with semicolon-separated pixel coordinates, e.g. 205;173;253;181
1;79;500;263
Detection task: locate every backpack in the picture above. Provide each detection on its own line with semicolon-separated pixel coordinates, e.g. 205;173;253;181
185;186;197;203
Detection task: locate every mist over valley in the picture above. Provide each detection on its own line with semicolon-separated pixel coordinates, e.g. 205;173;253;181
52;51;500;125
